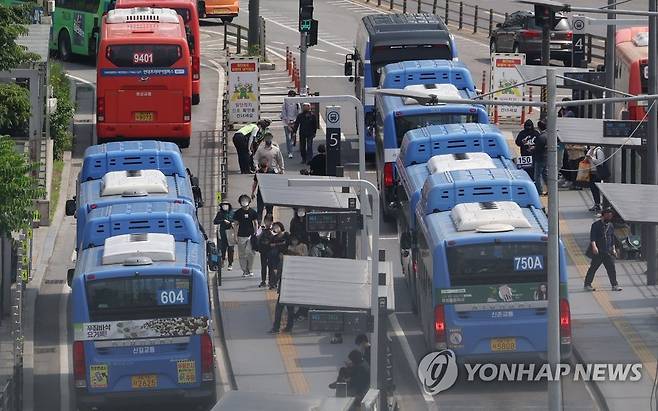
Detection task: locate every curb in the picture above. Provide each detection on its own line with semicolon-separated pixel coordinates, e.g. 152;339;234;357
571;344;609;411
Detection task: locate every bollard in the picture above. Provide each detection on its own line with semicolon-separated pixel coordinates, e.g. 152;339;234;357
481;70;487;95
473;5;478;34
458;2;463;30
390;0;394;10
528;87;533;114
403;0;407;13
418;0;422;13
378;0;381;5
432;0;437;13
488;9;493;36
286;47;291;74
444;0;449;24
520;96;526;125
493;105;499;125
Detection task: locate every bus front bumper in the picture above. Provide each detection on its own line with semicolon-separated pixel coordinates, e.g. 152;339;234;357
75;381;216;408
97;123;191;140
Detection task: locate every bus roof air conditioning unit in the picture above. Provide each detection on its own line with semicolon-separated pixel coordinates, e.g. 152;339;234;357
451;201;532;232
101;169;169;196
106;7;180;24
402;83;462;105
102;232;176;265
427;152;496;174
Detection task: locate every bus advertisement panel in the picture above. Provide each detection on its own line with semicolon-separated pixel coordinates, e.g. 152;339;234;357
97;8;192;148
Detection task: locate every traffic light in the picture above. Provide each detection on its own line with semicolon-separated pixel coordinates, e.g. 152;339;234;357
306;19;318;46
534;4;554;27
299;0;313;32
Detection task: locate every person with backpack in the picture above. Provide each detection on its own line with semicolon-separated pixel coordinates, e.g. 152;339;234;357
585;145;610;213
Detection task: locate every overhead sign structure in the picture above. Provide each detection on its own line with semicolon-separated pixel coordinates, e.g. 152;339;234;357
491;53;526;121
308;310;371;333
325;105;341;176
227;57;260;124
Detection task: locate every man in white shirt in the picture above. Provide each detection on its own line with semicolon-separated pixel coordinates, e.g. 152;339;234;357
280;89;300;159
253;132;285;174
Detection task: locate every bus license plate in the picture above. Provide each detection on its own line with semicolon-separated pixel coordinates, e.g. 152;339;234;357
131;374;157;389
490;338;517;352
134;112;154;122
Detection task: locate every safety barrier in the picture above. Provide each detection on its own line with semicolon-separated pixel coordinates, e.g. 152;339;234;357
362;0;605;62
222;17;268;61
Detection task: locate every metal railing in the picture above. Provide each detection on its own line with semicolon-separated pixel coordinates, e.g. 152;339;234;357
222;17;268;61
363;0;606;62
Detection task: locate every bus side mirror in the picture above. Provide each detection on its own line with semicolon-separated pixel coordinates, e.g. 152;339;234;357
67;268;75;287
344;61;353;77
65;199;76;216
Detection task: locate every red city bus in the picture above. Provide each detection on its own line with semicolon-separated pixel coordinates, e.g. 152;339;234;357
615;27;648;120
115;0;201;105
97;7;192;148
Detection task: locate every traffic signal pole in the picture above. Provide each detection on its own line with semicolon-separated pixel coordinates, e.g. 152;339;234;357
300;32;308;93
248;0;260;50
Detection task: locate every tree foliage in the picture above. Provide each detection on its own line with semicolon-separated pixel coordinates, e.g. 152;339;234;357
0;135;45;236
0;4;40;70
0;83;30;137
49;62;74;160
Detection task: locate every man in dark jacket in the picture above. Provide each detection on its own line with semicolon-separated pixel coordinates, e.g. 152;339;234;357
532;119;548;195
515;120;538;180
584;208;622;291
308;144;327;176
292;103;318;164
328;350;370;401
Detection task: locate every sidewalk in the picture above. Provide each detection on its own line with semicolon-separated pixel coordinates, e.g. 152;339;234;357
218;56;355;399
499;124;658;411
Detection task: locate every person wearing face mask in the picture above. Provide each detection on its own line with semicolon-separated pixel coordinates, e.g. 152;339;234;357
280;89;300;159
292;102;318;164
251;158;275;224
213;202;235;270
267;222;290;289
232;119;271;174
253;132;285;174
289;208;309;244
515;119;538;181
232;194;258;278
584;208;622;292
257;214;274;288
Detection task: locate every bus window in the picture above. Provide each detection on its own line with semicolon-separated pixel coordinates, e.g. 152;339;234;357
447;242;548;286
371;44;453;85
106;44;182;67
86;276;192;321
394;113;478;146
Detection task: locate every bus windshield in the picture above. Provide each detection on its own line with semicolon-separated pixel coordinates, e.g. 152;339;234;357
86;276;192;321
394;112;478;146
106;44;182;68
372;44;452;85
447;242;548;286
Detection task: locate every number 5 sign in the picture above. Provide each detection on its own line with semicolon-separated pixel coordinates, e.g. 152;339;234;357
325;106;341;176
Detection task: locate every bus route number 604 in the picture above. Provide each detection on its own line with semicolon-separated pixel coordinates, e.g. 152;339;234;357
158;288;188;305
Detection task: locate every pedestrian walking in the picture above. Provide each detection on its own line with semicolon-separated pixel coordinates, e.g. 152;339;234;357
289;208;309;244
232;194;258;278
532;119;548;195
308;144;327;176
268;250;295;334
584;208;622;291
585;145;610;213
267;222;290;289
250;119;272;166
213;202;235;270
257;214;274;288
251;158;275;224
292;102;318;164
561;144;586;189
281;89;300;159
232;119;270;174
515;119;539;181
253;132;285;173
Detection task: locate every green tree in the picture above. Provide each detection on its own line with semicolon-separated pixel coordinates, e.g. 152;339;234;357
0;4;40;70
0;83;30;137
0;135;45;236
49;62;74;160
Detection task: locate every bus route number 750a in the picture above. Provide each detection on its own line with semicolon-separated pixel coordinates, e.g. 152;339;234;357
513;255;544;272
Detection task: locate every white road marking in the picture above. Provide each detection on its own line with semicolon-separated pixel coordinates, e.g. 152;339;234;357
66;73;95;88
268;45;342;66
258;13;353;52
389;313;438;410
314;48;328;53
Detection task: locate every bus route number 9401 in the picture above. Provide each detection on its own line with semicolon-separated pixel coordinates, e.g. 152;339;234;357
133;52;154;65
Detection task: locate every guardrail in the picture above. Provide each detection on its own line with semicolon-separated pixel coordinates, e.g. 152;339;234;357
363;0;606;63
222;17;268;61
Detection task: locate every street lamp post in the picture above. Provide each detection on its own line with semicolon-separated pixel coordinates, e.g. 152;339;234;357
287;178;380;394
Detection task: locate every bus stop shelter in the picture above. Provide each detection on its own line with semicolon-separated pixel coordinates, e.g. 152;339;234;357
595;183;658;224
278;256;395;311
211;391;355;411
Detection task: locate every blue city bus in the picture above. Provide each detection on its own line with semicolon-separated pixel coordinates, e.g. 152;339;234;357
345;14;458;154
414;201;572;360
375;92;489;217
67;169;196;242
80;141;186;182
69;232;217;409
379;59;475;91
79;201;202;250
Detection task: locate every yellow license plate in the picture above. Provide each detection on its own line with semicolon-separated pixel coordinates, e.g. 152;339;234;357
131;374;157;389
134;112;154;122
490;338;517;352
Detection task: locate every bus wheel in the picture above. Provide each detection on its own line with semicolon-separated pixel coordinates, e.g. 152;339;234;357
179;139;191;149
58;31;72;62
192;93;200;105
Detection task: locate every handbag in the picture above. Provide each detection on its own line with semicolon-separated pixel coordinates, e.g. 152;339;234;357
250;234;259;252
576;159;591;183
585;244;595;259
596;163;611;181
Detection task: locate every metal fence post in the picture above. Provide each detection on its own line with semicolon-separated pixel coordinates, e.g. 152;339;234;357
260;17;266;61
473;5;478;33
459;2;463;29
432;0;437;13
403;0;407;13
587;35;593;63
489;9;494;37
390;0;394;10
444;0;449;24
223;23;228;50
378;0;381;6
417;0;421;12
236;25;242;54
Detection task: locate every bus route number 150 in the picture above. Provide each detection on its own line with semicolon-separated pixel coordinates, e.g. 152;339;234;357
133;52;154;65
